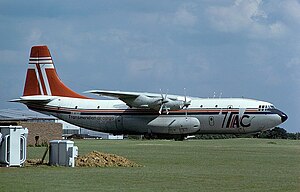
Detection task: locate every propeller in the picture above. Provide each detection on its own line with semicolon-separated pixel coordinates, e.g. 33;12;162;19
159;89;169;114
182;88;191;120
157;89;191;116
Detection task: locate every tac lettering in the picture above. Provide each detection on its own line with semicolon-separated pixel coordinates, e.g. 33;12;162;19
222;114;251;128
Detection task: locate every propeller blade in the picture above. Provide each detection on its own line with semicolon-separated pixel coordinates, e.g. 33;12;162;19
164;89;168;100
181;88;191;109
184;88;187;102
160;89;164;100
185;108;187;120
183;88;190;120
165;106;169;114
159;104;163;114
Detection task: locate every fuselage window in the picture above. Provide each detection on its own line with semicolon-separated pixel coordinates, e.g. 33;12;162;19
215;105;218;108
200;105;203;108
97;106;100;109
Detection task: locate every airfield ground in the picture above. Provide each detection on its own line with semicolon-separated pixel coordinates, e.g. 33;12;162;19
0;139;299;192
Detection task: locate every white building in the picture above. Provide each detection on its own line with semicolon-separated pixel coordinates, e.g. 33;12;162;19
58;120;123;139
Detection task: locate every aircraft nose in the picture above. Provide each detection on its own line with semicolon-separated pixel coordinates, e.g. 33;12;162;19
271;109;288;123
280;112;288;123
270;108;288;123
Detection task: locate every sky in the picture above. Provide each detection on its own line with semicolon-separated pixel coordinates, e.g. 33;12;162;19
0;0;299;132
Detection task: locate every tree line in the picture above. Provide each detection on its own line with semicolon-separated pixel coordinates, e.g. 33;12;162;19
255;127;300;140
129;127;299;140
194;127;300;140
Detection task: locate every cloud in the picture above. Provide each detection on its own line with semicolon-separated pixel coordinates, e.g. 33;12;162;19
127;58;172;79
282;0;300;23
206;0;287;38
173;5;197;26
99;29;130;44
26;28;43;44
286;57;300;84
207;0;262;32
158;3;197;27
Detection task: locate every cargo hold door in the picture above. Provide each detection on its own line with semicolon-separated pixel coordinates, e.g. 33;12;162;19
115;116;123;130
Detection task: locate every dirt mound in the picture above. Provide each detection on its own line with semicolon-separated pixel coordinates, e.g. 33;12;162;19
75;151;141;167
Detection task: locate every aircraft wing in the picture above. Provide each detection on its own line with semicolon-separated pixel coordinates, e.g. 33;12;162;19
86;90;179;100
86;90;191;113
87;90;141;99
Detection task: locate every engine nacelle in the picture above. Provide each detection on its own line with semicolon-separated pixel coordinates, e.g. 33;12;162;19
163;100;184;111
147;116;200;135
126;95;159;108
128;95;185;112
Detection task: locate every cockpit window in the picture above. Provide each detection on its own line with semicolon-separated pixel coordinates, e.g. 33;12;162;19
259;105;275;111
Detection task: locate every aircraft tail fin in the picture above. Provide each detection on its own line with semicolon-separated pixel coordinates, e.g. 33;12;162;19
23;45;87;98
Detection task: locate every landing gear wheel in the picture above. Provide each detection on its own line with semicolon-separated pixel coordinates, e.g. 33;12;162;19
174;135;185;141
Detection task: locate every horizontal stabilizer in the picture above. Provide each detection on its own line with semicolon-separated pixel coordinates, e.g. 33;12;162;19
10;95;57;104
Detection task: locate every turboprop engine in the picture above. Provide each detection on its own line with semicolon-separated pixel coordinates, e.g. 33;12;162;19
127;94;190;114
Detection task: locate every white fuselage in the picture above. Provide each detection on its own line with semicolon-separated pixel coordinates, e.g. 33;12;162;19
26;96;285;136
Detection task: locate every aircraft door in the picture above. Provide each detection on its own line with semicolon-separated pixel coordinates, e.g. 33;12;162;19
209;116;214;126
115;116;123;130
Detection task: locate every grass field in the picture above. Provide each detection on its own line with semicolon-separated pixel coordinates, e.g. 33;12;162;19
0;139;299;192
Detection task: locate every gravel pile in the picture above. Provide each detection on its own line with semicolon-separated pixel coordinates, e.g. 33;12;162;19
75;151;141;167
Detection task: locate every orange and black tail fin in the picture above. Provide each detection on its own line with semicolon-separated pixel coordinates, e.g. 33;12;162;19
23;45;88;98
